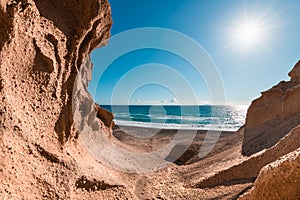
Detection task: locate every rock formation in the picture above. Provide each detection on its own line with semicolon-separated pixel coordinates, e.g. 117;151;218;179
239;147;300;200
195;61;300;198
196;125;300;189
242;61;300;156
0;0;134;199
237;61;300;197
194;59;300;198
96;103;114;130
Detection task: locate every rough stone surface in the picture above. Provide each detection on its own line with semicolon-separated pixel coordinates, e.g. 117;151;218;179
289;60;300;83
196;125;300;189
96;103;114;130
239;147;300;200
196;61;300;198
242;61;300;156
0;1;135;199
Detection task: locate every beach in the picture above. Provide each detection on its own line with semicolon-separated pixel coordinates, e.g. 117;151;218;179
112;125;251;199
113;125;240;158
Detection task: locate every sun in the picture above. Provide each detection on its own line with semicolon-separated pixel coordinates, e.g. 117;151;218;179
222;2;283;52
236;22;262;45
234;21;264;48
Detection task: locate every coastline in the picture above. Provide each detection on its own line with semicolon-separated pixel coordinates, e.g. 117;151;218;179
103;104;247;132
114;120;241;132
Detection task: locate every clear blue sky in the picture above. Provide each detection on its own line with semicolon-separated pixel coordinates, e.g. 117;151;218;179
89;0;300;105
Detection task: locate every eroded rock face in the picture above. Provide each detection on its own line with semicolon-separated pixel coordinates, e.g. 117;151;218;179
96;104;115;130
289;60;300;83
196;125;300;189
242;61;300;156
0;0;131;199
239;147;300;200
196;61;300;195
0;0;112;144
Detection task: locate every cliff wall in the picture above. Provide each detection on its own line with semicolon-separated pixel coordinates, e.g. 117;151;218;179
242;61;300;155
0;1;134;199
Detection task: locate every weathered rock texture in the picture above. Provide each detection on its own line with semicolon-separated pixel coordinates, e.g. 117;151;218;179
96;103;114;130
0;0;135;199
195;61;300;198
196;125;300;189
239;147;300;200
196;62;300;198
242;61;300;156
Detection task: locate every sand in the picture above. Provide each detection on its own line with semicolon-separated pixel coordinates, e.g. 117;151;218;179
112;125;253;199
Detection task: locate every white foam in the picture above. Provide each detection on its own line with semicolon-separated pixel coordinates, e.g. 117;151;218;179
114;120;240;132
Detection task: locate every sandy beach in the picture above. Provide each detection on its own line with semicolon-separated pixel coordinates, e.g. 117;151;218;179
113;125;240;162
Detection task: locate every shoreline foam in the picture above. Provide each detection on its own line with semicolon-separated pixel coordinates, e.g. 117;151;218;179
114;119;242;132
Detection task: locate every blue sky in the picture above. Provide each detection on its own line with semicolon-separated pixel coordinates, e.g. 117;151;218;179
89;0;300;105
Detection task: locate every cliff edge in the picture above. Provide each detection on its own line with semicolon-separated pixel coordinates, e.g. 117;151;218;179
242;61;300;156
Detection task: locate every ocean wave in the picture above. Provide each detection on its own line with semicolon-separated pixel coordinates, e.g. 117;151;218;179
115;114;224;121
149;115;220;121
114;120;241;131
106;105;247;132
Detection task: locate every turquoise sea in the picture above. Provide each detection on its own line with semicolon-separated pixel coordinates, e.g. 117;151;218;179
101;105;248;131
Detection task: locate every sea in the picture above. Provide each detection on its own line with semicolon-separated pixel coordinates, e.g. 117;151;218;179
101;105;248;132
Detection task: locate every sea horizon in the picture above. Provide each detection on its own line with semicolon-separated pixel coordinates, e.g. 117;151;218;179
101;104;248;131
